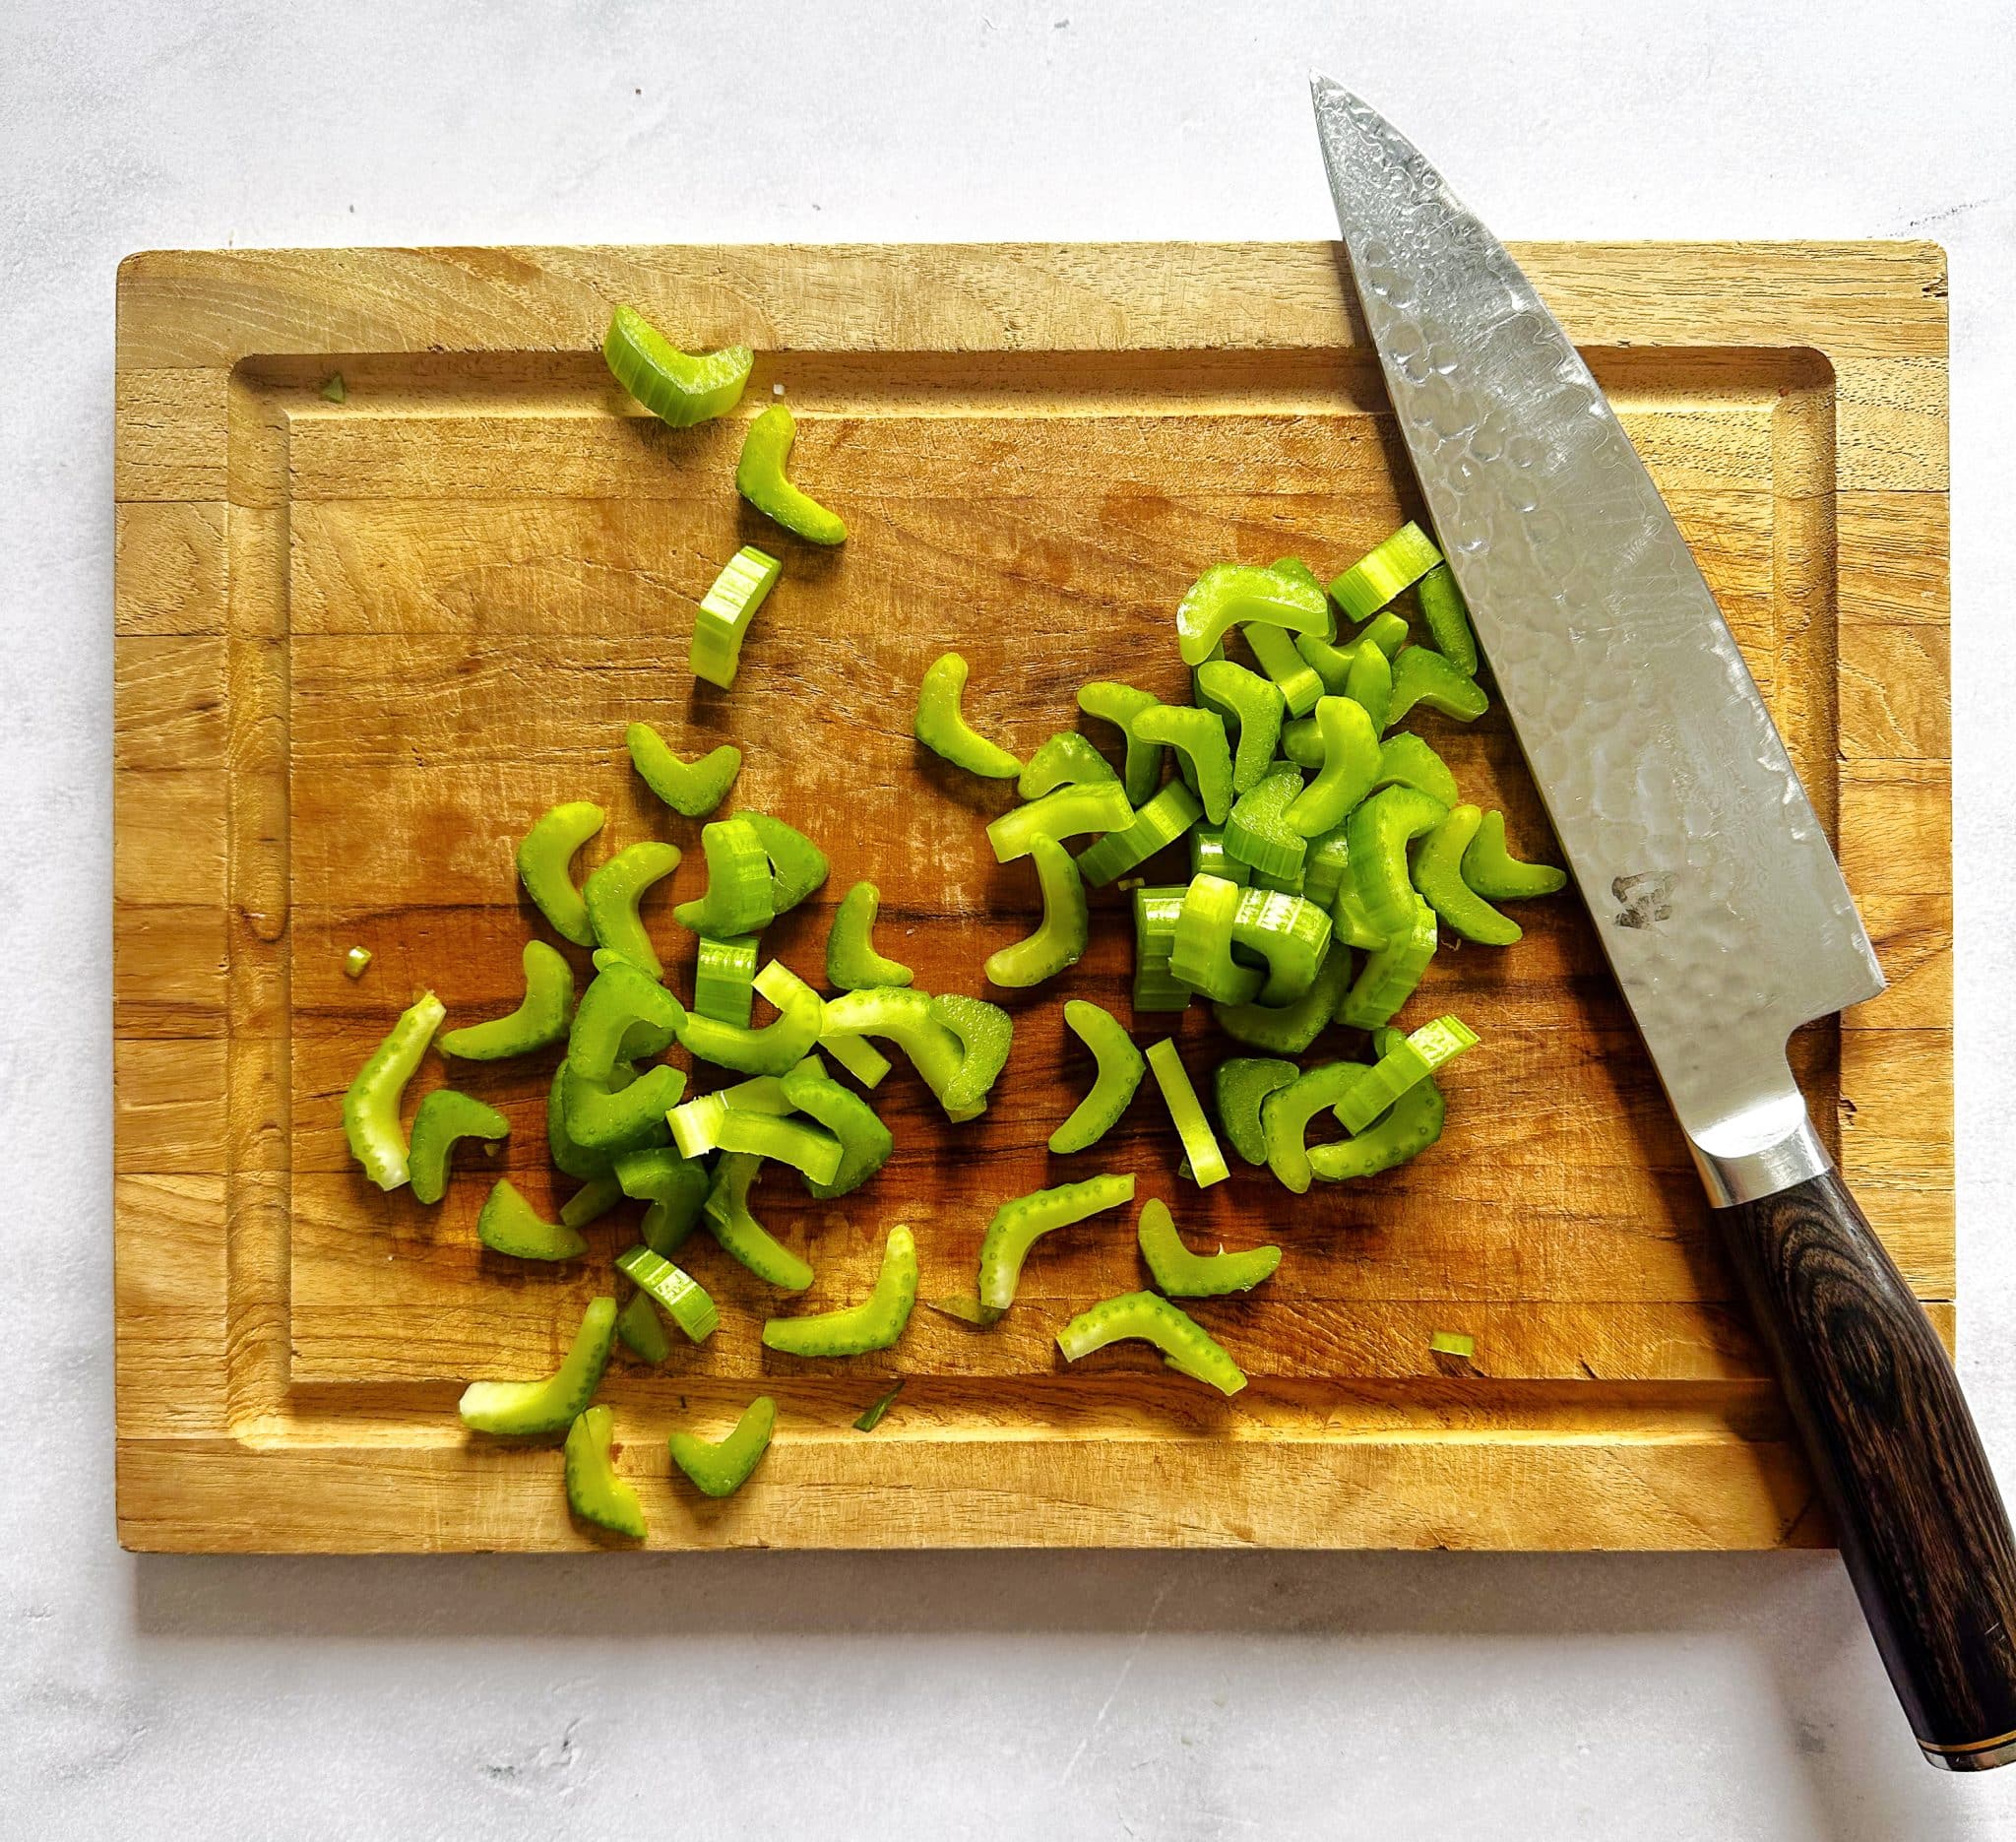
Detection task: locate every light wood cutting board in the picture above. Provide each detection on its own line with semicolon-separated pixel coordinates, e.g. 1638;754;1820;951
112;240;1950;1552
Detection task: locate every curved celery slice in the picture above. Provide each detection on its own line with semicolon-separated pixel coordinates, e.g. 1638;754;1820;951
984;836;1087;988
459;1297;616;1434
568;960;683;1082
1056;1290;1246;1395
821;986;967;1110
1145;1039;1229;1187
986;780;1134;864
782;1057;893;1199
614;1146;712;1254
1413;805;1522;945
1195;660;1286;795
1311;1028;1449;1180
1388;646;1487;727
565;1403;647;1539
1229;888;1334;1007
1019;730;1119;799
714;1109;844;1186
1222;763;1307;885
1286;696;1381;838
1301;826;1353;912
690;545;784;688
1190;826;1251;887
669;1395;777;1497
694;934;759;1027
1174;562;1329;667
1213;1056;1298;1165
930;994;1014;1112
1137;1198;1281;1298
1463;809;1568;901
342;990;446;1190
1359;610;1410;659
1339;898;1438;1032
558;1062;684;1153
827;881;914;990
1131;704;1232;826
627;722;741;817
1270;555;1324;597
584;840;681;980
673;816;775;935
1292;631;1356;699
561;1175;625;1231
1243;621;1324;717
1213;937;1354;1054
1261;1059;1372;1194
516;802;605;947
344;945;372;979
1347;785;1450;944
1414;564;1478;675
1373;732;1461;807
735;404;847;545
1078;681;1165;805
1336;1014;1479;1133
704;1153;813;1291
976;1172;1136;1312
1279;715;1322;770
1344;639;1393;732
477;1178;589;1261
615;1241;720;1341
1170;874;1262;1005
1076;781;1202;888
820;1028;892;1089
442;940;575;1060
1329;521;1442;624
1049;999;1147;1155
1131;885;1192;1013
762;1225;918;1356
407;1089;509;1205
914;653;1021;779
615;1292;673;1365
746;812;829;915
548;1065;614;1180
678;962;823;1076
602;304;752;427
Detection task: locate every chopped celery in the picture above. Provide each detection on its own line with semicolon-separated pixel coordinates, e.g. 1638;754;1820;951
736;404;847;545
1056;1291;1246;1396
1387;646;1487;727
690;545;785;688
627;723;742;817
1335;1014;1479;1133
1228;888;1333;1007
1243;621;1324;717
1329;521;1442;624
1195;660;1286;794
1213;1056;1298;1165
853;1381;906;1431
713;1108;845;1186
615;1292;673;1366
1189;826;1251;887
1310;1027;1448;1180
1131;885;1193;1012
746;812;829;914
458;1297;616;1435
1372;732;1461;807
1213;937;1354;1054
1222;764;1307;885
1285;695;1381;838
976;1173;1136;1311
762;1224;918;1356
821;1027;893;1089
602;304;752;427
930;994;1014;1112
1019;731;1118;798
343;945;372;979
1413;805;1522;945
1077;680;1165;804
614;1146;711;1254
820;985;967;1112
1260;1059;1371;1194
672;815;775;935
407;1089;509;1204
1145;1039;1229;1187
1429;1329;1477;1359
615;1242;720;1341
560;1175;625;1231
516;801;605;947
584;840;681;980
678;957;823;1075
1049;999;1147;1155
1414;565;1478;676
985;835;1088;988
703;1152;813;1291
567;959;682;1082
1344;637;1393;731
1131;704;1233;826
781;1056;894;1198
1174;561;1329;667
564;1404;648;1539
669;1395;777;1497
1339;897;1439;1032
1076;781;1203;887
693;933;760;1026
827;881;914;990
342;991;446;1190
557;1062;684;1153
1137;1198;1281;1297
1463;809;1568;901
476;1178;589;1261
442;940;575;1060
1170;875;1262;1005
986;781;1134;864
1348;785;1450;943
914;653;1021;779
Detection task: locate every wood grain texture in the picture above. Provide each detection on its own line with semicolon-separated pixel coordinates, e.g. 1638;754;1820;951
111;241;1950;1553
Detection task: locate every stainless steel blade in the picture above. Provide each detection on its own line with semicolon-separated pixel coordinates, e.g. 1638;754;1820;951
1310;76;1883;1204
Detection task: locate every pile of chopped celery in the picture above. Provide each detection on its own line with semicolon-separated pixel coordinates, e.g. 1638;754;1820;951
336;307;1565;1536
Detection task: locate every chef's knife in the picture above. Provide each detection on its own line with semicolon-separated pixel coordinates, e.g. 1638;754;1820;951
1311;74;2016;1769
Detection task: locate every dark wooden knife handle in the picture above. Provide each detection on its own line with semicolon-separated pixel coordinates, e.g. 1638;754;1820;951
1720;1167;2016;1767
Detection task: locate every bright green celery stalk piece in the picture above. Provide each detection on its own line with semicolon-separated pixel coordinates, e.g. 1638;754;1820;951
914;653;1021;779
515;802;605;947
1329;521;1442;624
827;880;914;990
1213;938;1354;1054
665;1075;793;1160
477;1178;589;1261
746;813;829;914
985;835;1088;988
342;990;446;1190
1285;696;1381;838
1242;620;1324;717
1137;1197;1281;1298
584;841;681;980
976;1173;1137;1313
690;545;784;688
1344;639;1393;731
820;986;969;1115
1194;660;1286;794
1169;874;1262;1005
1019;731;1119;798
930;994;1014;1112
1048;999;1147;1155
1076;781;1203;888
614;1146;712;1254
1174;561;1329;667
1213;1056;1298;1165
1055;1291;1246;1395
821;1029;893;1088
1310;1028;1448;1180
985;780;1134;864
1189;826;1251;887
627;722;741;817
1335;1014;1479;1133
1372;733;1461;806
781;1055;894;1198
406;1089;509;1204
1358;610;1411;659
567;960;683;1082
615;1242;720;1340
459;1297;616;1434
565;1405;647;1538
704;1153;813;1290
1387;646;1487;728
1260;1059;1373;1194
854;1381;906;1431
762;1225;918;1356
615;1292;673;1365
1129;704;1233;826
1347;785;1450;943
1228;888;1334;1007
1413;564;1478;674
1463;809;1568;900
1145;1039;1229;1187
1412;805;1523;945
602;304;752;427
672;815;775;934
560;1175;625;1231
693;934;760;1027
1130;885;1193;1013
344;945;372;979
1301;827;1353;912
1339;898;1438;1031
1222;763;1307;885
441;940;575;1060
558;1062;685;1152
1077;681;1165;805
548;1063;670;1180
678;957;824;1076
669;1395;778;1497
713;1109;845;1186
735;403;847;545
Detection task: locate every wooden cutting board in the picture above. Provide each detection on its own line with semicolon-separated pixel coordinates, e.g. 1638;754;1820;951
112;241;1950;1553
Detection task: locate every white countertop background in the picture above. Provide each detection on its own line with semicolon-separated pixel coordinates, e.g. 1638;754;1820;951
7;1;2015;1835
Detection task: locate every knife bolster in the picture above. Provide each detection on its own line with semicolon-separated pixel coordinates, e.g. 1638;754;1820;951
1688;1084;1831;1207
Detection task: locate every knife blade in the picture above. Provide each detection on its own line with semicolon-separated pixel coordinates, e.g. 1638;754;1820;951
1311;73;2016;1770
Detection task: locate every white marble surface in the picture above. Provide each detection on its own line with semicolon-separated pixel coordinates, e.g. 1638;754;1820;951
7;0;2015;1834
